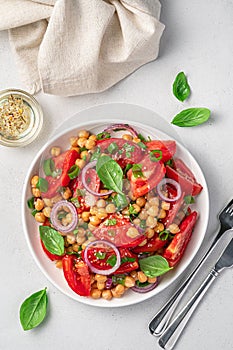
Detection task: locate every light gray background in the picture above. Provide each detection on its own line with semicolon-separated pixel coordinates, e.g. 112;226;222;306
1;1;233;349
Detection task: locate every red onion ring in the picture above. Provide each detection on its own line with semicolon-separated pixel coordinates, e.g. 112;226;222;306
83;240;121;275
157;178;182;202
50;200;78;233
131;279;159;293
103;124;138;138
81;160;113;197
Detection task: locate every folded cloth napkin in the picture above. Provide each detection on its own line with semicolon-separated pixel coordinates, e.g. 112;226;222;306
0;0;165;96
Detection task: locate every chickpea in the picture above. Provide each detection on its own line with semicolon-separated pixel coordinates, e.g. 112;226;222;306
138;239;147;247
96;208;108;220
146;215;157;228
130;271;138;280
132;137;141;143
154;222;165;233
70;147;80;152
72;243;80;252
97;282;105;290
146;228;155;239
31;175;39;188
136;197;146;207
35;212;46;223
148;277;157;284
90;206;98;215
80;150;89;159
139;209;148;220
76;228;85;237
158;209;167;219
96;199;106;208
76;236;86;245
126;227;139;238
43;198;52;207
137;271;147;283
55;260;63;269
124;276;136;288
66;235;76;244
69;136;78;147
75;158;85;169
168;223;180;234
66;246;74;253
34;198;44;211
62;187;72;200
122;134;133;141
147;205;159;217
95;274;107;283
66;213;75;224
51;194;62;204
161;201;170;211
105;203;116;214
85;139;96;150
78;130;89;138
61;217;69;226
77;137;87;148
115;284;125;295
128;191;136;201
88;223;97;232
89;134;97;141
102;290;112;300
32;187;41;197
89;215;102;226
122;208;129;216
90;289;102;299
51;146;61;157
81;211;91;222
133;218;141;226
132;203;141;213
43;206;51;218
148;197;159;206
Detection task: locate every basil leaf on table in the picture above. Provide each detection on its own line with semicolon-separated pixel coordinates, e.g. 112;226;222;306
139;255;173;278
171;107;211;127
39;226;64;256
96;155;123;194
20;288;48;331
173;71;190;102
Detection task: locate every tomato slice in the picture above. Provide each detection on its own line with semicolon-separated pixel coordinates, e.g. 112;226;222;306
163;192;185;228
127;154;166;198
97;138;144;168
132;233;167;254
163;211;198;266
70;168;100;213
166;158;203;196
82;247;117;272
62;255;91;296
145;140;176;162
93;214;145;248
113;248;139;274
42;150;79;198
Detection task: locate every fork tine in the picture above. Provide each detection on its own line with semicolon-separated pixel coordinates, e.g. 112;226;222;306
225;204;233;214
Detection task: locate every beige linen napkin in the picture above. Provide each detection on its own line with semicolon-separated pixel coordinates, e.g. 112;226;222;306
0;0;165;96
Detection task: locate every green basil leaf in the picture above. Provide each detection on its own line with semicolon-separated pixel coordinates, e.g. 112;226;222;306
96;131;111;140
39;226;64;256
107;142;119;154
27;197;35;209
112;274;126;285
68;164;80;180
104;218;117;226
95;251;106;260
121;257;136;263
113;193;129;211
184;195;195;204
139;255;173;278
36;177;48;193
90;146;101;161
19;288;48;331
173;71;191;102
43;158;55;176
132;163;143;178
107;254;117;267
171;108;211;127
96;155;123;194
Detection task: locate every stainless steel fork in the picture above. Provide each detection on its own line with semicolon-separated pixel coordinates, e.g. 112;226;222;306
149;199;233;337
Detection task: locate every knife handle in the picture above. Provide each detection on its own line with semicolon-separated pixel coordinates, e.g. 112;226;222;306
158;269;219;350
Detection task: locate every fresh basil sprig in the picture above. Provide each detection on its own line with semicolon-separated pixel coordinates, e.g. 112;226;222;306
173;71;191;102
36;177;48;193
139;255;172;278
39;226;64;256
96;155;123;194
171;107;211;127
19;288;48;331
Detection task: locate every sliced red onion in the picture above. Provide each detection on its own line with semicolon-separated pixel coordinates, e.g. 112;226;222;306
105;277;113;289
103;124;138;138
157;178;182;202
81;160;113;197
131;279;159;293
50;200;78;233
83;240;121;275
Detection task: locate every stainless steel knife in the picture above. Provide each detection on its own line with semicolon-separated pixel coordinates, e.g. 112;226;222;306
158;237;233;350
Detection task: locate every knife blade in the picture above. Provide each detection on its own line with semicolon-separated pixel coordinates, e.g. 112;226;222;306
215;237;233;271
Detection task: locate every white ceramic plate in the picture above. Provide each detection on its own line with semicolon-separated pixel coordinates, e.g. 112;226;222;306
22;104;209;307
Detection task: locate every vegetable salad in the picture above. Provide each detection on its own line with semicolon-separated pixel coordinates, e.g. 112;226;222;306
28;124;203;300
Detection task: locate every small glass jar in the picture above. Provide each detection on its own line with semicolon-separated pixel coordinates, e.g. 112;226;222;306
0;89;43;147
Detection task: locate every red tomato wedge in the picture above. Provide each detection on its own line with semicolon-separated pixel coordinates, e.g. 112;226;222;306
163;192;185;228
93;214;145;248
97;138;144;168
166;158;203;196
43;150;79;198
127;154;166;198
62;255;91;296
163;211;198;267
132;233;167;254
114;248;139;274
145;140;176;162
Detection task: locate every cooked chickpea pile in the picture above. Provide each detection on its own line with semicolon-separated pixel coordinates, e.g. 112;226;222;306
30;129;183;300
